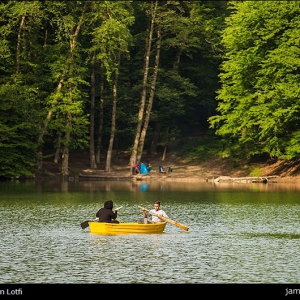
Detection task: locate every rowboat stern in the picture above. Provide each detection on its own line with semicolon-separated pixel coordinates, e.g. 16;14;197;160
88;221;167;235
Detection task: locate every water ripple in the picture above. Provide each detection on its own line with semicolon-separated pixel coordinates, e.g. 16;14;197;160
1;182;300;283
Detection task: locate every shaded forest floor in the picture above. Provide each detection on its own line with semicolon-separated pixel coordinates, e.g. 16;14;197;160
36;149;300;183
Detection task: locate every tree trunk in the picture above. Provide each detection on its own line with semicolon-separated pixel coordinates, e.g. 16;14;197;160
96;61;104;165
90;56;98;169
37;1;88;171
61;117;71;177
162;145;167;161
61;110;72;176
129;0;158;169
61;151;69;177
15;12;26;81
106;51;121;172
54;132;62;163
137;26;161;163
54;148;61;164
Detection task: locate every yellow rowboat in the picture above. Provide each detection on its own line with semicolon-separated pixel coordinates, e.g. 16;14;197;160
88;221;167;235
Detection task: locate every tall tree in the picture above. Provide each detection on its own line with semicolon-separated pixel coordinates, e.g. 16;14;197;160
89;1;134;172
105;50;121;172
129;0;158;168
38;1;89;176
89;54;98;169
136;4;162;163
0;0;229;178
209;1;300;160
0;1;45;177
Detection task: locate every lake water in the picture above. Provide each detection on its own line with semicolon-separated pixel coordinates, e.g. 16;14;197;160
0;179;300;292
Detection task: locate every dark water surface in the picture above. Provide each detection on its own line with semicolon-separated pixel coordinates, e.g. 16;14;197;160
1;180;300;284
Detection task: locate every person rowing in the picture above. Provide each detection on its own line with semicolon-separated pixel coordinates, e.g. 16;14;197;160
138;200;169;224
96;200;121;223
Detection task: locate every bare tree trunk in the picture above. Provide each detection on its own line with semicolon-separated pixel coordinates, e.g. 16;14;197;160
54;132;62;163
96;61;104;164
61;113;71;176
89;56;98;169
105;51;121;172
137;26;161;163
14;12;26;81
54;148;61;164
173;49;182;70
61;151;69;176
129;0;158;169
162;145;167;161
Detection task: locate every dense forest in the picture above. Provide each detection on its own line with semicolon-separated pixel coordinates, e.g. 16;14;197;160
1;1;300;179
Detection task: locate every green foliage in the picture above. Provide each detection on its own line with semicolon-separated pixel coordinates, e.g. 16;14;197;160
282;131;300;159
0;0;231;178
176;134;226;162
209;1;300;160
90;1;134;82
249;167;262;177
0;84;39;178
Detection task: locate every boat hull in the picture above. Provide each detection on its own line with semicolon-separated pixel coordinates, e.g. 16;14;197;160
88;221;167;235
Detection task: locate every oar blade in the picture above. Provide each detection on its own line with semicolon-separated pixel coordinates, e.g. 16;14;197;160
80;220;91;230
160;216;189;231
173;221;189;231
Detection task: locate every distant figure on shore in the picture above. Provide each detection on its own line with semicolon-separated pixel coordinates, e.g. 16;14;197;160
146;158;152;172
133;163;139;174
159;165;166;173
167;166;172;172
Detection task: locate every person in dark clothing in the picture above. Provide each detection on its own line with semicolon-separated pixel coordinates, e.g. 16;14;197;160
96;200;119;223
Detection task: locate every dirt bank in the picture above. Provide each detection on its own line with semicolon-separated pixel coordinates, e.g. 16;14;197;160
34;150;300;183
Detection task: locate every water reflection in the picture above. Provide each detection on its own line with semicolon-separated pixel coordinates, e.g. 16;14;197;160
2;177;297;193
31;179;300;193
139;184;148;191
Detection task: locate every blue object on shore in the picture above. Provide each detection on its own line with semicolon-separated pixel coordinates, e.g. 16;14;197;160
140;163;149;174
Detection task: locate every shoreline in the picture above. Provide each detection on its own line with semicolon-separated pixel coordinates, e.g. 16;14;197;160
32;152;300;184
33;168;300;184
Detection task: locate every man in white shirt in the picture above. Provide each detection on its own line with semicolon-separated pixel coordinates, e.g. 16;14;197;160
141;200;169;223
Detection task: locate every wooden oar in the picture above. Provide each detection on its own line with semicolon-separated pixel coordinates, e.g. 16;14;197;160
81;206;123;230
138;206;189;231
